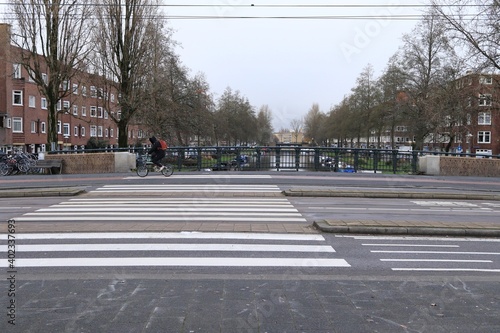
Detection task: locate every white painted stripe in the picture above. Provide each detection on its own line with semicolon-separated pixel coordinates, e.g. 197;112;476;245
363;244;459;248
102;184;278;188
38;207;298;212
12;257;351;268
372;251;500;255
13;243;335;253
337;235;500;242
380;259;492;263
94;189;281;193
67;198;289;202
392;268;500;272
3;232;325;241
14;216;307;222
24;212;302;217
59;202;293;209
125;175;273;179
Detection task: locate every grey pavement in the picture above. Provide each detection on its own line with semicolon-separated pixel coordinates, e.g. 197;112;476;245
1;173;500;237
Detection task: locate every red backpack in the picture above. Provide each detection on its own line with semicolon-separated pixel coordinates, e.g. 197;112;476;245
159;139;168;150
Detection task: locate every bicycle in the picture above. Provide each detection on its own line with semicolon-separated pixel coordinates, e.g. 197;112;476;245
136;153;173;177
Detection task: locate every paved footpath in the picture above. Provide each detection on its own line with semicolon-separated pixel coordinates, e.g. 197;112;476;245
1;172;500;237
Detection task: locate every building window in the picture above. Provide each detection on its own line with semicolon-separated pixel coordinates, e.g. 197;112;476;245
90;125;97;137
31;121;37;133
479;76;493;85
29;95;36;108
57;120;62;134
479;94;492;106
90;106;97;117
63;100;70;111
12;117;23;133
104;110;109;119
28;69;35;82
98;126;103;137
41;98;47;109
13;90;23;105
81;126;86;137
61;80;69;91
478;131;491;143
73;83;79;95
73;105;78;116
81;106;87;117
74;126;79;137
81;86;87;96
13;63;22;79
110;94;115;103
110;128;114;138
42;73;48;84
105;128;109;138
98;107;103;118
63;123;70;136
90;86;97;98
478;111;491;125
41;122;46;133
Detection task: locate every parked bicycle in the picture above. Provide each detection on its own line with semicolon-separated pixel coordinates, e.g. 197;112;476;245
0;151;39;176
135;153;173;177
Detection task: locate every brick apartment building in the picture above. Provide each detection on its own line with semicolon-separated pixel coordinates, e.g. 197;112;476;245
0;23;146;154
425;73;500;156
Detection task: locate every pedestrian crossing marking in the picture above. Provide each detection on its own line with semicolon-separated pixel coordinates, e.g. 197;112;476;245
94;184;281;193
13;197;307;223
12;243;336;253
0;232;350;269
124;175;273;179
4;232;325;241
14;257;350;268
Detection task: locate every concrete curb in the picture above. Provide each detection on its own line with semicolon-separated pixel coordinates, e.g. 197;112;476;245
313;220;500;237
0;187;86;198
282;189;500;201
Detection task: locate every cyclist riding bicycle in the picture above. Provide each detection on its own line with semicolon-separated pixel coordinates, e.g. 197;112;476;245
148;136;167;171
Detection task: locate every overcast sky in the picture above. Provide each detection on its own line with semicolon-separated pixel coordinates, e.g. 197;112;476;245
0;1;425;130
164;1;425;130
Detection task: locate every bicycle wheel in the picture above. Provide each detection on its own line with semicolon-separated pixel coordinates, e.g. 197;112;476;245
161;164;174;177
17;160;30;173
136;164;149;177
0;163;12;176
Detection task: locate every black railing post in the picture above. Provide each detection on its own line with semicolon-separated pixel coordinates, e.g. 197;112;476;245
392;150;398;174
314;148;320;171
255;147;261;170
295;147;301;171
196;147;202;171
353;149;359;172
411;150;418;174
275;147;281;171
177;148;184;171
373;150;379;173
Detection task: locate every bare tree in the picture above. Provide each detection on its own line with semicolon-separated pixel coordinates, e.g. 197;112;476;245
289;118;303;144
432;0;500;72
93;0;164;147
396;13;455;150
8;0;93;149
303;103;326;146
255;105;273;146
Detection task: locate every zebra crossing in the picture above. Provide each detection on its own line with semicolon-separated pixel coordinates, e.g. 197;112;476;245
1;232;351;268
341;235;500;273
93;184;281;194
13;197;306;223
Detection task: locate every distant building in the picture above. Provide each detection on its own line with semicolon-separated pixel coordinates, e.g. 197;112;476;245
0;23;146;153
273;130;304;145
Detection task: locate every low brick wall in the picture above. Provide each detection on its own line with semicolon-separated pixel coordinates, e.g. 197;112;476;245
440;156;500;177
419;155;500;177
44;152;135;174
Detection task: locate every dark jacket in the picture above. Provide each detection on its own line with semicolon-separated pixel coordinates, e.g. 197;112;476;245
148;136;161;155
